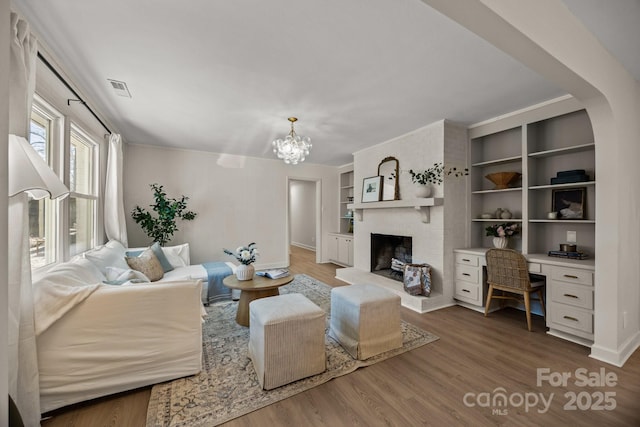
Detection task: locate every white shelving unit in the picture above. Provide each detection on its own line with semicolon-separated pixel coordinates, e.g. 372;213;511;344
339;168;354;234
468;98;596;255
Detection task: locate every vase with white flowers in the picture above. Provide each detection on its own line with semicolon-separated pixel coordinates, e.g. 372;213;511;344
408;163;468;198
485;223;519;248
224;242;259;280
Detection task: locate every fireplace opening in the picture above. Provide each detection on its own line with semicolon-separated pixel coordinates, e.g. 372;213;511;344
370;233;412;282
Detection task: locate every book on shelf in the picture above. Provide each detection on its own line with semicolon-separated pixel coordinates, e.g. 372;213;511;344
256;269;290;279
547;250;589;260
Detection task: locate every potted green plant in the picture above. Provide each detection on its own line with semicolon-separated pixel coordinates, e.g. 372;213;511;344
408;163;468;197
131;183;197;246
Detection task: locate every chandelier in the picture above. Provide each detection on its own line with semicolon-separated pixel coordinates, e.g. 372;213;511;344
272;117;312;165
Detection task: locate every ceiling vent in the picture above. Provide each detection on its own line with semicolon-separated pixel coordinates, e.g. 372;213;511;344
107;79;131;98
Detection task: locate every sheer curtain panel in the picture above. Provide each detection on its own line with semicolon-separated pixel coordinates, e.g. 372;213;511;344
104;133;128;247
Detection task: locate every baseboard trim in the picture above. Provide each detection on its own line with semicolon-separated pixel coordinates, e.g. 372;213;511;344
291;242;316;251
590;331;640;367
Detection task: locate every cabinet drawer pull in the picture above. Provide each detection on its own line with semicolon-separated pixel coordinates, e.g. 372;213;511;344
563;315;579;322
563;274;579;279
462;258;471;262
462;273;471;277
462;289;470;293
563;294;579;299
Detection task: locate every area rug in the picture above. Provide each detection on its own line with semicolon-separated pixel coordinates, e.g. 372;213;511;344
146;274;439;427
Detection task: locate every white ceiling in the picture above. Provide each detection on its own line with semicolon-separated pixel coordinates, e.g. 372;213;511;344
12;0;640;166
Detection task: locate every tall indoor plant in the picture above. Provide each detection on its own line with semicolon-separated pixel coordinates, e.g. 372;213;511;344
131;183;197;246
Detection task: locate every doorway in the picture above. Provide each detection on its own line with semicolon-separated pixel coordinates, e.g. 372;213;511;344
286;177;322;264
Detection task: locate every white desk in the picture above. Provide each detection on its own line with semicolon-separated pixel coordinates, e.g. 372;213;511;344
453;248;595;346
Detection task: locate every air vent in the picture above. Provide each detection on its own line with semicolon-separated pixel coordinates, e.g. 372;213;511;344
107;79;132;98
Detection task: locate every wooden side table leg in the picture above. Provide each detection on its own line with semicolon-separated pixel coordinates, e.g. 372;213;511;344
236;288;280;327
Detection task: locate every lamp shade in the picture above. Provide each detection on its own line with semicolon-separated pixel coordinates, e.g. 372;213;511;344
8;134;69;200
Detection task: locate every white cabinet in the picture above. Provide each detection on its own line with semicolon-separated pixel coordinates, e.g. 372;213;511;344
453;252;485;306
546;265;594;342
328;233;353;267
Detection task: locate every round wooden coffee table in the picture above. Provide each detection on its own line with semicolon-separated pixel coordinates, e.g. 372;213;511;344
223;274;294;326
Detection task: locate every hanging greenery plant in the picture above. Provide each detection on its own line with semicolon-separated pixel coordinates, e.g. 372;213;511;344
131;183;197;246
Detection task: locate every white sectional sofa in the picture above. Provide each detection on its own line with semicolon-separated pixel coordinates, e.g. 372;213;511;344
34;240;216;413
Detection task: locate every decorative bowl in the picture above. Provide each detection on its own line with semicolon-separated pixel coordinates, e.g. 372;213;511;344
480;213;493;219
485;172;521;190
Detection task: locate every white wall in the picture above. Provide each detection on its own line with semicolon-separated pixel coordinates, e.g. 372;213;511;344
1;0;10;420
123;144;337;268
289;179;316;250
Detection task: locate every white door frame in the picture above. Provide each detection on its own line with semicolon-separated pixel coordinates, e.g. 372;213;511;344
285;176;322;265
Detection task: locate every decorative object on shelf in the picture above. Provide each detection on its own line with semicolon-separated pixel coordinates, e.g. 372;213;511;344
408;162;468;198
224;242;259;281
484;171;521;190
481;213;493;219
361;176;383;202
131;183;197;246
550;169;590;185
492;237;509;248
486;222;519;248
559;243;577;252
347;196;354;202
552;187;586;219
547;211;558;220
494;208;503;218
272;117;312;165
500;209;513;219
377;156;400;201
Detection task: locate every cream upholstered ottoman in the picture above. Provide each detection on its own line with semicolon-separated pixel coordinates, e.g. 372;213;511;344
248;293;326;390
329;284;402;360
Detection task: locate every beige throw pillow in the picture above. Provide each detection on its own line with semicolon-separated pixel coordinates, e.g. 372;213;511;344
125;247;164;282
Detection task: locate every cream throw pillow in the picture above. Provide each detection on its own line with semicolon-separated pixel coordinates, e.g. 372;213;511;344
125;247;164;282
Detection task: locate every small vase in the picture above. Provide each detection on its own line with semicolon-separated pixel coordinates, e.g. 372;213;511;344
492;237;508;248
414;183;433;198
236;264;255;281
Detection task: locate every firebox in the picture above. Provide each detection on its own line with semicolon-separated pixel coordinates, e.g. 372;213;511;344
370;233;412;282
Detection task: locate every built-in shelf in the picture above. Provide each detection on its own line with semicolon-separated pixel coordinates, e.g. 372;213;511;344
347;198;444;223
471;155;522;168
528;181;595;190
472;218;523;222
529;219;596;224
340;185;354;190
528;143;595;158
471;187;522;194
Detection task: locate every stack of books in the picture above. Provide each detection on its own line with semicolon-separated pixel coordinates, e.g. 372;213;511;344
256;269;290;279
547;250;589;260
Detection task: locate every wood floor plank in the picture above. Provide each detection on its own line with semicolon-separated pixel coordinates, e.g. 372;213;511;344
42;246;640;426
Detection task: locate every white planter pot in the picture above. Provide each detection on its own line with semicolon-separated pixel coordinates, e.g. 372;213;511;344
492;237;509;248
414;183;433;198
236;264;255;281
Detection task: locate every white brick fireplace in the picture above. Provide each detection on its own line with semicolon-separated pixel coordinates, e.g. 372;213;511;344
336;120;468;313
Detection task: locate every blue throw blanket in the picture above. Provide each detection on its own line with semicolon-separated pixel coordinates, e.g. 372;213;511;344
202;262;234;304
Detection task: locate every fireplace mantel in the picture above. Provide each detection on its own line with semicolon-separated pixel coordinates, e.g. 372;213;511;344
347;198;444;223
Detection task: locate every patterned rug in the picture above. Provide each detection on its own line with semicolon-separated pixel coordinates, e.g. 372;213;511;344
145;274;439;426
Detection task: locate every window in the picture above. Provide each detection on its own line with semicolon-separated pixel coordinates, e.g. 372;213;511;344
69;126;98;256
28;104;61;269
28;95;102;269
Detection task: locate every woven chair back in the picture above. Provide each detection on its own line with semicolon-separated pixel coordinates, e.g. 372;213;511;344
485;248;532;291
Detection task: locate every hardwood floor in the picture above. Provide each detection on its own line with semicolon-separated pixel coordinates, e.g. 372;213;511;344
42;246;640;426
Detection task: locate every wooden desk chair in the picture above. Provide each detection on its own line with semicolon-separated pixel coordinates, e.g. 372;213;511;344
484;248;546;331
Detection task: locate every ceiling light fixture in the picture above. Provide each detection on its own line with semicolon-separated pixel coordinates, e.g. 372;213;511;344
272;117;312;165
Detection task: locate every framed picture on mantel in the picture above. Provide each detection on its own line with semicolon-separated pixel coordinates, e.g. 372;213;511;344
362;176;382;203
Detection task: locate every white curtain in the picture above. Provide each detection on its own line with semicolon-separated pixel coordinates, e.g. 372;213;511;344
8;12;41;426
104;133;128;247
